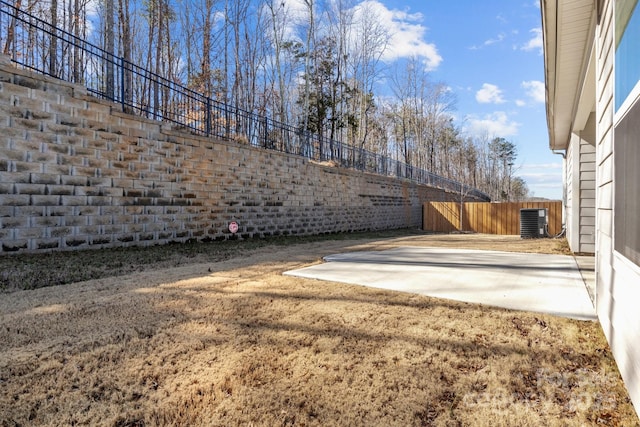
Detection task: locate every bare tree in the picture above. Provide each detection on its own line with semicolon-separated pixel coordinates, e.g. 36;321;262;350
265;0;295;124
348;1;388;151
300;0;315;154
201;0;214;98
117;0;132;110
49;0;57;76
325;0;354;144
70;0;87;83
3;0;21;55
104;0;115;99
425;81;456;172
180;0;216;97
510;177;530;201
389;59;425;168
153;0;163;116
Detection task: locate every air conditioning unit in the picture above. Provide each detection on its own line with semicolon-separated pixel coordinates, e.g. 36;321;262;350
520;208;547;238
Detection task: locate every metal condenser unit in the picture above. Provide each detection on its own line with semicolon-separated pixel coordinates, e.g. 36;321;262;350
520;208;548;238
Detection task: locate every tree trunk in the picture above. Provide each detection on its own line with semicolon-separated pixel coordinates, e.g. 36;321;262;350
3;0;22;56
71;0;82;83
49;0;57;76
118;0;132;111
202;0;213;98
153;0;162;118
301;0;314;154
105;0;115;100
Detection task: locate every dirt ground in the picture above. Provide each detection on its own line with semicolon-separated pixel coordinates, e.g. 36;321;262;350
0;232;638;426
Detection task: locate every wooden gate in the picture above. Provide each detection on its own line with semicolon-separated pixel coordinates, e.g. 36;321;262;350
423;201;563;236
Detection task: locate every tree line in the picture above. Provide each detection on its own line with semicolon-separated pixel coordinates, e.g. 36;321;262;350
3;0;530;201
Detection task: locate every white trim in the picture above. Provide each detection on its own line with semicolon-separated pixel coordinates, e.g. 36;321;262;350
611;0;640;271
614;78;640;126
574;48;597;132
613;0;640;126
611;0;617;269
614;249;640;276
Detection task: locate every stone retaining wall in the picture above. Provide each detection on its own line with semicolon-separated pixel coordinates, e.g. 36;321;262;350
0;58;475;254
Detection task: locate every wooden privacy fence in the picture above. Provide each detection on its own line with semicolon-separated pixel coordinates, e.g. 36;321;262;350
423;201;563;236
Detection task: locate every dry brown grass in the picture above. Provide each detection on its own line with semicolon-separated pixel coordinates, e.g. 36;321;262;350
0;232;637;426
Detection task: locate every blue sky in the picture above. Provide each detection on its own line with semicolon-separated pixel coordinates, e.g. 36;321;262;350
357;0;561;199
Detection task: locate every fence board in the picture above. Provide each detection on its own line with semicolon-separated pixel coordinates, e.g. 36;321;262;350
423;201;563;236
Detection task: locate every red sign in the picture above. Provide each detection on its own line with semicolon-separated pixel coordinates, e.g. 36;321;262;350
229;221;239;234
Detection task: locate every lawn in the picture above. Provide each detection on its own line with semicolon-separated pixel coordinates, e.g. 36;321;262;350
0;231;637;426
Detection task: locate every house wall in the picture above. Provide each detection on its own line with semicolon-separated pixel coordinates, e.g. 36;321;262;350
595;0;640;413
566;138;576;249
578;137;596;254
566;133;596;254
579;112;597;254
566;134;596;253
0;58;472;255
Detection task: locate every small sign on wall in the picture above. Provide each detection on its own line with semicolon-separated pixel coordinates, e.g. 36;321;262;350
228;221;239;234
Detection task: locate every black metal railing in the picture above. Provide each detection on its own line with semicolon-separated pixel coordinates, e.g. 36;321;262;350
0;1;490;201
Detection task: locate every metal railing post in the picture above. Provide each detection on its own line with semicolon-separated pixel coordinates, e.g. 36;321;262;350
206;97;211;137
263;116;268;148
120;57;125;111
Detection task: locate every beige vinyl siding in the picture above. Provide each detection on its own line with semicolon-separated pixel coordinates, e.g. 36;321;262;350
579;140;596;253
566;135;596;253
596;0;614;316
596;0;640;414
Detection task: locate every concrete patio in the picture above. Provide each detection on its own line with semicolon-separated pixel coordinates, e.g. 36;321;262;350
285;247;596;321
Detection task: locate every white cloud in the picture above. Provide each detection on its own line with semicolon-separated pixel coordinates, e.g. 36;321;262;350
272;0;315;40
522;28;543;54
476;83;506;104
277;0;442;71
281;0;311;21
521;163;563;170
469;33;506;50
465;111;520;137
521;178;563;199
85;0;100;17
356;0;441;70
522;80;545;103
486;33;506;45
518;163;563;198
530;182;562;188
515;99;526;107
483;33;505;47
518;172;562;185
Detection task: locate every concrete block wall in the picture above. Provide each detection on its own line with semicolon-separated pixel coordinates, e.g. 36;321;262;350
0;59;472;254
